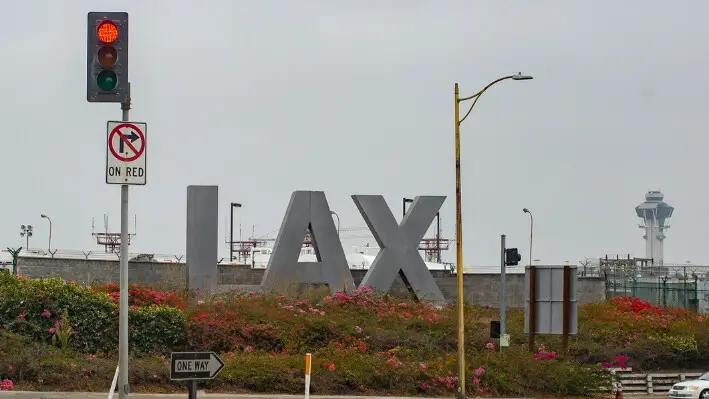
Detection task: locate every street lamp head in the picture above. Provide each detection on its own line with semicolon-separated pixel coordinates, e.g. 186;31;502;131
41;214;47;218
523;208;530;213
511;72;533;81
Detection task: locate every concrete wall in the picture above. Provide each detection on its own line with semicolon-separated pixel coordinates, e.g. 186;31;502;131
15;256;186;289
16;256;605;307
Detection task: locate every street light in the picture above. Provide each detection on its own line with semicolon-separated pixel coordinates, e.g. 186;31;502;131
523;208;533;267
331;211;340;237
453;72;532;397
402;197;413;219
41;214;52;252
404;197;442;262
20;224;33;249
229;203;242;262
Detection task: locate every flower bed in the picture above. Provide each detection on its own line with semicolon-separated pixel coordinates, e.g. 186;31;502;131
1;270;707;396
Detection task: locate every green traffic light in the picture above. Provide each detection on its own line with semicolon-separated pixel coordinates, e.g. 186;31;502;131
97;70;117;91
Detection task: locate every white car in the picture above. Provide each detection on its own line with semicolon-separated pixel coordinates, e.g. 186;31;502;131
669;373;709;399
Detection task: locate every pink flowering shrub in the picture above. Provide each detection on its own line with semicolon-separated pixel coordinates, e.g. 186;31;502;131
93;283;184;309
603;355;629;370
0;378;13;391
1;272;706;396
532;344;557;360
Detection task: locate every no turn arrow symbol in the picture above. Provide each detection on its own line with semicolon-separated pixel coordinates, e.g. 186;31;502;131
108;122;145;163
118;131;140;154
119;131;139;154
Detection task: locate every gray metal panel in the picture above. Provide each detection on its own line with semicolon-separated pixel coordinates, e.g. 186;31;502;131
261;191;355;295
86;12;129;103
524;265;578;335
186;185;219;294
352;195;446;305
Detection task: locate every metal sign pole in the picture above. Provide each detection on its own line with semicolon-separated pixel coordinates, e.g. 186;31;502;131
118;82;131;398
188;380;197;399
562;265;570;352
500;234;506;352
528;265;536;352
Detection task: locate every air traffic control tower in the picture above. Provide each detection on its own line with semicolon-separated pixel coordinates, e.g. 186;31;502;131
636;190;674;266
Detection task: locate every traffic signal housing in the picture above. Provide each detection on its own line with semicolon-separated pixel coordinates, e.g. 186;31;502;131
87;12;129;102
504;248;522;266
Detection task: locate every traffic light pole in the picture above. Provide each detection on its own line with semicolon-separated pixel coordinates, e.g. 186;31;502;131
119;82;131;398
500;234;507;351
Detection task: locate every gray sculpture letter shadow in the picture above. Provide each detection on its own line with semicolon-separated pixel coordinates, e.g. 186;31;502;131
186;185;219;294
261;191;355;295
352;195;446;304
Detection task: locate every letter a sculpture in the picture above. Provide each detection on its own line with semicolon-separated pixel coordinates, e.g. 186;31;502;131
261;191;356;295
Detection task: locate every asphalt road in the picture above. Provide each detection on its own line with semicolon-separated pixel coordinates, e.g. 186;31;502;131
0;392;671;398
0;394;475;399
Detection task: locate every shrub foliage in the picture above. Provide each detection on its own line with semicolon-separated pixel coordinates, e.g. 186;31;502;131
1;270;706;396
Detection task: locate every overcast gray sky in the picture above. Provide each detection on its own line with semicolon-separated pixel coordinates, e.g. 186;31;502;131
2;1;708;266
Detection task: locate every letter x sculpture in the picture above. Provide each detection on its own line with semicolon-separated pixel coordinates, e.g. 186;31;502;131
352;195;447;305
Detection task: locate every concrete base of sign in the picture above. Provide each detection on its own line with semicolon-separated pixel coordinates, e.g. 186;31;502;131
186;185;219;295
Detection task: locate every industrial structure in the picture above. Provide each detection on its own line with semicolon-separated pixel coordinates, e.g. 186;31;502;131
92;214;136;253
225;225;451;269
636;190;674;266
224;199;452;268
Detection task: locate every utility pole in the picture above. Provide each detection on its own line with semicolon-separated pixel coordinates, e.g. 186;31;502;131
500;234;506;350
118;82;131;398
436;212;441;262
229;203;242;262
87;12;134;397
452;73;533;397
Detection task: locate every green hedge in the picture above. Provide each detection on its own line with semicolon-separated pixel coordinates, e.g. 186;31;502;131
0;271;184;355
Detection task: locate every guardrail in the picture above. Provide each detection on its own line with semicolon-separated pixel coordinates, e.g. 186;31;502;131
613;370;704;394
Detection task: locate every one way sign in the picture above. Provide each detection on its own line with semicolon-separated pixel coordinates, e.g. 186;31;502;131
170;352;224;381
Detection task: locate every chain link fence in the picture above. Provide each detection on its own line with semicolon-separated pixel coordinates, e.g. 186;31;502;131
599;263;709;313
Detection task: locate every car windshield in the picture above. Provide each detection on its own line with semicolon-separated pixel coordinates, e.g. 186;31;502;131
699;372;709;381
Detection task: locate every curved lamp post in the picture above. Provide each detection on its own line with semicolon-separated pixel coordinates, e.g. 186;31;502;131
523;208;533;267
330;211;340;237
453;72;533;397
41;214;52;252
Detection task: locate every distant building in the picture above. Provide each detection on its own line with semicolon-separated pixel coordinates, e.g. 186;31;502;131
636;190;674;266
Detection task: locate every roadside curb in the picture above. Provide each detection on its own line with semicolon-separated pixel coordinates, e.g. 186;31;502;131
0;393;533;399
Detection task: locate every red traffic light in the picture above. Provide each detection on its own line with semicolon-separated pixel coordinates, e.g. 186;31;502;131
97;21;119;43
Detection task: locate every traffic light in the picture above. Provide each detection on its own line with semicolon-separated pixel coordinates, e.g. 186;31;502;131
504;248;522;266
86;12;129;103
